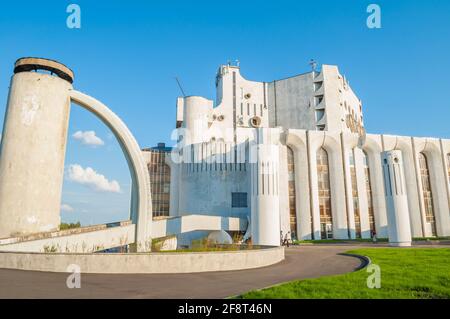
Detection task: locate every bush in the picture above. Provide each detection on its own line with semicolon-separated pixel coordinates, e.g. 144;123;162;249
60;222;81;230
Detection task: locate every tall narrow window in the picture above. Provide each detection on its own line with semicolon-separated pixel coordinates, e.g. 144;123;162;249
287;147;297;239
349;151;361;238
317;148;333;239
362;152;376;235
148;149;171;218
418;153;437;236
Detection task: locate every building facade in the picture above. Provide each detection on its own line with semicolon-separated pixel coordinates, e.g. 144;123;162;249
142;143;172;219
146;63;450;246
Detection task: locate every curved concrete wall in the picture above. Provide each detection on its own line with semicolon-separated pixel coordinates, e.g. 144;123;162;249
0;246;284;274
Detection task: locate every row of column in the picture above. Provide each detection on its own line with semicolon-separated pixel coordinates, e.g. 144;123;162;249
285;130;450;240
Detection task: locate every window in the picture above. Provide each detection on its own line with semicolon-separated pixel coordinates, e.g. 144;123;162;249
232;192;248;208
316;109;325;122
418;153;437;236
287;147;297;239
349;151;361;238
148;150;171;218
363;152;376;234
317;148;333;239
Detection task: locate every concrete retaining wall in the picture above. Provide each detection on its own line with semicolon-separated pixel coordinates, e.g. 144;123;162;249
0;224;135;253
0;246;284;274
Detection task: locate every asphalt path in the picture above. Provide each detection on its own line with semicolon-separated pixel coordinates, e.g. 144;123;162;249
0;245;367;298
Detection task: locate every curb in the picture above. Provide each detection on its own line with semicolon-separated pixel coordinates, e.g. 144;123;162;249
339;253;371;271
228;251;371;299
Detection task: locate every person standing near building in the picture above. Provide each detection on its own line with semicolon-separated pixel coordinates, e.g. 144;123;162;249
372;230;377;243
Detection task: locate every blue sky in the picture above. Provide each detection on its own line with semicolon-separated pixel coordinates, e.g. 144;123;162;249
0;0;449;225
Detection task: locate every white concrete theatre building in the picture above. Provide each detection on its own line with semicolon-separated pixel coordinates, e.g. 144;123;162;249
146;63;450;247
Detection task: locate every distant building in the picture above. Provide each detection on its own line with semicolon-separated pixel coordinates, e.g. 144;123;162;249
142;143;172;219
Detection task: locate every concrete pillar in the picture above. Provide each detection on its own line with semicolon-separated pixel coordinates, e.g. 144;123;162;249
250;129;280;246
167;155;180;217
381;150;412;247
285;130;312;240
0;58;73;238
354;147;371;239
277;145;290;236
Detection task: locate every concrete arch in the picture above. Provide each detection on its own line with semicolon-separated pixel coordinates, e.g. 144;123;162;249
285;130;311;239
322;134;350;239
308;132;348;239
362;135;388;237
413;138;450;236
341;133;360;240
69;90;152;251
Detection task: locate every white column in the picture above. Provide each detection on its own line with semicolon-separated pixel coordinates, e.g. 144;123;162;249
354;148;371;239
250;129;281;246
278;146;290;236
342;143;356;239
307;142;322;240
167;156;180;217
381;150;412;247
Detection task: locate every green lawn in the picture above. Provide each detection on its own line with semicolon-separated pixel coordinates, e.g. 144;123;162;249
292;237;450;245
238;248;450;299
293;238;389;244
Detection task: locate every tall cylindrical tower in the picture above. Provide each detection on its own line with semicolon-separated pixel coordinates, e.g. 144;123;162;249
381;150;412;247
182;96;212;145
0;58;74;237
250;129;281;246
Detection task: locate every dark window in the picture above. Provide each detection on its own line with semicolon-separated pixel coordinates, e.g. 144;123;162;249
349;151;361;238
287;147;297;239
317;148;333;239
419;153;437;236
232;192;248;208
362;152;376;234
148;150;171;218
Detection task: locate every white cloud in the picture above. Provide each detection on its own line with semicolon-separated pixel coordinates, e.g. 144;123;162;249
67;164;121;193
61;203;74;212
72;130;104;147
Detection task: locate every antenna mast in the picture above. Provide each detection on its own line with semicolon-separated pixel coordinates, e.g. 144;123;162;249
309;59;317;72
175;77;186;97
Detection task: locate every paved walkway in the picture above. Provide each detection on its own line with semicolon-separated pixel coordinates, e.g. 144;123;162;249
0;245;368;299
